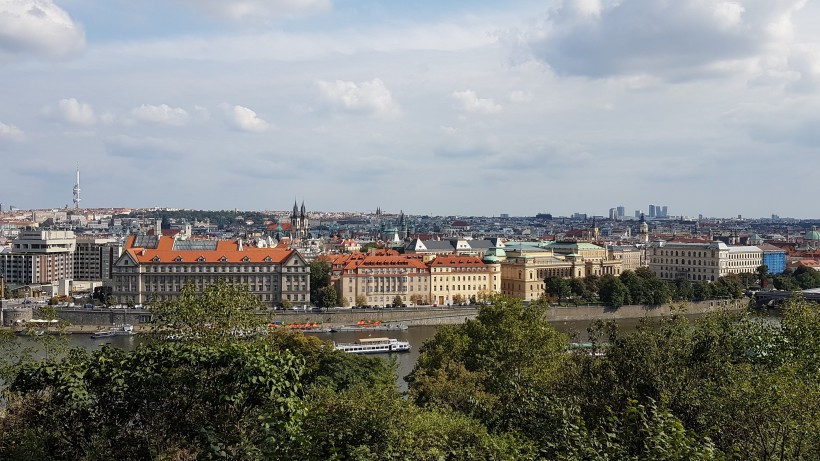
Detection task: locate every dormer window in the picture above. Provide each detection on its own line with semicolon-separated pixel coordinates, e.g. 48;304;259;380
242;256;250;262
197;256;206;262
264;256;272;262
175;256;183;262
152;256;161;262
219;256;228;262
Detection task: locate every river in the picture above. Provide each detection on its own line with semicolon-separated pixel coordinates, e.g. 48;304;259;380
11;315;729;391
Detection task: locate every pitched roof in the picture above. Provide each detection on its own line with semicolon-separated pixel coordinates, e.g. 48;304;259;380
123;235;296;264
429;255;488;268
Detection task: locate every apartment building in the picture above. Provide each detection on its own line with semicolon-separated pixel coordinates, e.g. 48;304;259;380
649;241;762;282
429;255;493;306
0;229;76;286
329;252;430;307
74;236;122;281
109;235;309;306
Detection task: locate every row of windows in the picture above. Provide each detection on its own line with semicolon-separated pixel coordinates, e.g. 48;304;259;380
142;265;277;273
656;249;716;257
434;285;487;292
432;275;487;282
431;266;487;272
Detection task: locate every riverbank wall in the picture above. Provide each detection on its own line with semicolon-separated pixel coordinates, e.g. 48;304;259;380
4;299;748;331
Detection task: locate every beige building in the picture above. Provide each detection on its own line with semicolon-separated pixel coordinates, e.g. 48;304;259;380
546;241;622;277
498;241;624;301
500;244;584;302
608;245;643;272
649;241;762;282
109;235;309;306
429;255;492;306
329;252;430;307
0;229;76;287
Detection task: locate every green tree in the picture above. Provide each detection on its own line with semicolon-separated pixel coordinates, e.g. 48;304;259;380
316;285;338;308
546;276;571;304
756;264;769;288
620;270;649;304
339;295;350;308
392;295;405;307
692;281;714;301
599;275;630;308
354;294;367;307
794;265;820;289
299;383;533;460
407;296;568;434
1;342;306;460
309;259;332;304
672;278;694;301
149;280;261;343
569;278;592;303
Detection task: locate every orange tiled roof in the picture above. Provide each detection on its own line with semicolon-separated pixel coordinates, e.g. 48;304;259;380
429;255;488;268
124;235;295;264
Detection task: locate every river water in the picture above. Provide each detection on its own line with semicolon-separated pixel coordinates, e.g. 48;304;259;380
11;316;707;391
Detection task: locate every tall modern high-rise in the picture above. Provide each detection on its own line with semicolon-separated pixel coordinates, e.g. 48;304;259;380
648;204;656;218
617;206;625;219
72;168;81;209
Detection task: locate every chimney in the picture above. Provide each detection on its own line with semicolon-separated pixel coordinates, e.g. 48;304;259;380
238;238;243;251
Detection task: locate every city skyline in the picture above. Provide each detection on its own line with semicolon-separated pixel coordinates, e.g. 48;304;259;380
1;1;820;217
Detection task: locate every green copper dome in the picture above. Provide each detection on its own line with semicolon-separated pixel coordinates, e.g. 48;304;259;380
806;226;820;241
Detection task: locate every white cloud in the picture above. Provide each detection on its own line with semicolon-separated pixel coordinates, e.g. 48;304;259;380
226;105;271;132
452;90;501;113
47;98;96;125
526;0;808;80
317;78;399;117
0;0;85;58
178;0;330;22
0;121;24;140
131;104;190;126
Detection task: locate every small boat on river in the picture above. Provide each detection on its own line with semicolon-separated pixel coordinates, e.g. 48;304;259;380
334;337;411;354
91;324;135;339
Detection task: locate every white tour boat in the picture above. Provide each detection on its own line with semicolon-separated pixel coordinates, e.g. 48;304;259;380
91;324;135;339
334;337;411;354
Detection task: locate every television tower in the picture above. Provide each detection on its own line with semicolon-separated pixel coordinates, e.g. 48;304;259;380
73;167;81;209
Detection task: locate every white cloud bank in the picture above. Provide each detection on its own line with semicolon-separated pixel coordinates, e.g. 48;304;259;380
131;104;190;126
526;0;809;80
317;78;399;117
0;0;85;58
226;105;271;132
0;120;24;140
43;98;96;125
452;90;501;113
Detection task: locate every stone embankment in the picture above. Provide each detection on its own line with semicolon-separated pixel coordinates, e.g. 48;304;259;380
3;299;748;331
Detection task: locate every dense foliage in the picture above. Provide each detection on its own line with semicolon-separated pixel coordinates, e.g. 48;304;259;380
1;289;818;460
547;267;750;307
773;266;820;291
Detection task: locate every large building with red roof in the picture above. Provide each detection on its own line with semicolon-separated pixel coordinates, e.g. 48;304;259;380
328;252;431;307
327;252;495;307
109;235;309;307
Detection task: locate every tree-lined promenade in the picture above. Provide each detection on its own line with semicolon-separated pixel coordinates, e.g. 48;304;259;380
0;282;818;460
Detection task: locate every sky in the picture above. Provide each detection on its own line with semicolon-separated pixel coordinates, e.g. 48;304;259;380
1;0;819;218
